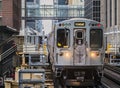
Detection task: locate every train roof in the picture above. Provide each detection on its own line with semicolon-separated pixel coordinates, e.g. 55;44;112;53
69;18;94;21
55;18;99;25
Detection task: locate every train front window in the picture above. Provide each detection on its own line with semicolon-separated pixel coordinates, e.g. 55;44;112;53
57;29;70;48
76;31;82;38
75;31;84;45
90;29;103;48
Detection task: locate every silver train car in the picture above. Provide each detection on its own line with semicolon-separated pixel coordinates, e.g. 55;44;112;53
47;18;105;87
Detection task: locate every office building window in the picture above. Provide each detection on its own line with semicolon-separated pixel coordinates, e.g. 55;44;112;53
106;0;108;28
96;1;100;6
26;20;35;29
58;0;68;5
80;0;84;2
110;0;112;26
27;0;34;2
115;0;117;25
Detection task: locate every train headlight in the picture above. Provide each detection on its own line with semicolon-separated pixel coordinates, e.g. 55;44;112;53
40;54;47;59
90;51;99;58
62;51;71;58
59;51;72;58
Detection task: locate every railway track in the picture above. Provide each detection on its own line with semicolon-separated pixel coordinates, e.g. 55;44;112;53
43;64;120;88
101;64;120;88
102;77;120;88
45;68;54;88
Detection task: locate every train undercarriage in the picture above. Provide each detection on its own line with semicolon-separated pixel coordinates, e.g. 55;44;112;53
52;66;103;88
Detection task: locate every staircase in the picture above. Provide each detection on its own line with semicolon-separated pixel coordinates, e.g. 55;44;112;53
0;45;17;62
0;36;14;47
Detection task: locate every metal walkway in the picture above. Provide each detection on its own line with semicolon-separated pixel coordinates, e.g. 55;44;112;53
17;28;52;88
22;5;84;20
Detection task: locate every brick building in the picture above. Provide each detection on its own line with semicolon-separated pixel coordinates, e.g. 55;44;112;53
0;0;21;31
0;1;21;86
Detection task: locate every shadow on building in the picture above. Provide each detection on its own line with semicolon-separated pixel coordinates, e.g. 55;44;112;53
0;26;18;87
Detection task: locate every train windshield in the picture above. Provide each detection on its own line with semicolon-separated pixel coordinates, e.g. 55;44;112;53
90;29;103;48
57;28;70;48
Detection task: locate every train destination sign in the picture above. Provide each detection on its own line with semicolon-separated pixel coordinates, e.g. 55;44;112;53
74;22;85;27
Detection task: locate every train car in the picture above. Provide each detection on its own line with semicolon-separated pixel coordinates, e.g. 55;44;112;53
47;18;105;87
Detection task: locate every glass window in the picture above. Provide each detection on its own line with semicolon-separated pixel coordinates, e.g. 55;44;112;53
96;7;100;11
75;31;84;45
96;1;100;6
115;0;117;25
80;0;84;2
27;0;34;2
110;0;112;26
106;0;108;27
93;1;96;5
27;9;36;17
90;29;103;48
26;20;35;29
57;29;70;48
76;31;82;39
93;7;96;11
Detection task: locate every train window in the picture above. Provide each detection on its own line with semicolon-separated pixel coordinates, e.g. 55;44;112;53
75;31;83;45
90;29;103;48
57;29;70;48
76;31;82;39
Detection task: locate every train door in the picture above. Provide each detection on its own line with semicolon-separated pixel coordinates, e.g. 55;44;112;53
73;29;86;65
56;28;71;65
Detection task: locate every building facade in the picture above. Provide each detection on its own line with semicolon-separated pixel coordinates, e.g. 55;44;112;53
54;0;84;21
0;0;21;31
22;0;85;35
0;0;21;84
22;0;42;32
101;0;120;54
68;0;84;17
101;0;120;31
53;0;68;22
84;0;100;22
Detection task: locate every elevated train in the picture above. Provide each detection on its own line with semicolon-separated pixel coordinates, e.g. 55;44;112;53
48;18;105;87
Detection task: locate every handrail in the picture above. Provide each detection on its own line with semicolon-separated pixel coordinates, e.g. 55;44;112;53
0;36;14;47
0;45;17;62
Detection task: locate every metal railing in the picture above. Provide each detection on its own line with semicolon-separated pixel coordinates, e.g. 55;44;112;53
19;69;45;88
109;55;120;66
0;36;14;47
